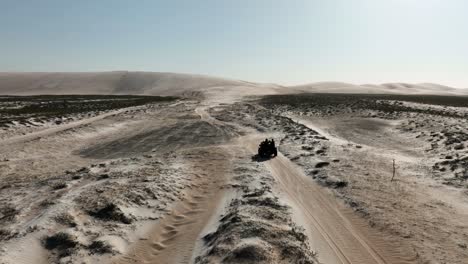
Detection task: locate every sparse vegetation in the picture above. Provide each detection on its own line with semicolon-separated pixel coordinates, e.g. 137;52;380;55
51;181;67;190
42;232;79;257
260;93;468;118
198;160;318;264
0;94;177;127
54;213;77;227
71;175;82;180
0;205;19;223
88;203;133;224
87;240;114;255
224;243;269;262
0;228;13;241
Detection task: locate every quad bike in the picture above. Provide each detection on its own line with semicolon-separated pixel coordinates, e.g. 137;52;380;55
256;139;277;159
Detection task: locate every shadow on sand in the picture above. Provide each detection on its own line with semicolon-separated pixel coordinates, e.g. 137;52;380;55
251;154;275;162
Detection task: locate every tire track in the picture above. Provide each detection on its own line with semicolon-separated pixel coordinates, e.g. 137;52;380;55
242;134;420;264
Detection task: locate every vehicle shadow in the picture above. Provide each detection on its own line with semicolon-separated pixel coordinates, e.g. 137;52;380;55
251;154;275;162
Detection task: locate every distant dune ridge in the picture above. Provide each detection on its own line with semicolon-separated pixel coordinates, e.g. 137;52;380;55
0;72;250;96
0;71;466;96
290;82;467;95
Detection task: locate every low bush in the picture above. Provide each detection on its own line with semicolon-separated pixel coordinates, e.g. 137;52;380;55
88;203;133;224
87;240;113;255
42;232;78;257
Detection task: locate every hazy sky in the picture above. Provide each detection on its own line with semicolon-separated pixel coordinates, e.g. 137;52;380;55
1;0;467;87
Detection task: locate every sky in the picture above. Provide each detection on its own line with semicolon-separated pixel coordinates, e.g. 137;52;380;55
1;0;468;87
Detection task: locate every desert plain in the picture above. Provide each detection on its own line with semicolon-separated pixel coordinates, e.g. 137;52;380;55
0;72;468;264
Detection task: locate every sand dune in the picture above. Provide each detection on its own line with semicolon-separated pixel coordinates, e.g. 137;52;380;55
0;72;253;96
290;81;468;95
0;72;467;97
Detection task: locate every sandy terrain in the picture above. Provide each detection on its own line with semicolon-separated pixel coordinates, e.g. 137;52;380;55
1;72;467;97
1;72;468;264
258;94;468;263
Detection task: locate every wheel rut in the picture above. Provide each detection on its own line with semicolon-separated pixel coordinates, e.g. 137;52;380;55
242;134;420;264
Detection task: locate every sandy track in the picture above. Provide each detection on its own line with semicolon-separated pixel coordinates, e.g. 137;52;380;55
242;135;418;264
112;156;228;264
0;107;129;146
